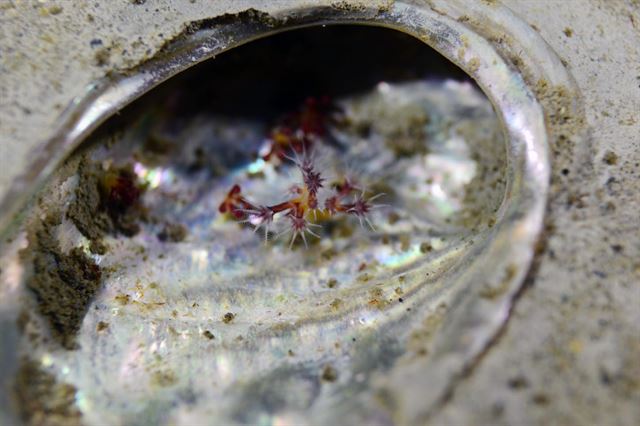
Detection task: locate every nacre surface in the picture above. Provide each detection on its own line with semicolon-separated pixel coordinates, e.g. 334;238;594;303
11;79;504;425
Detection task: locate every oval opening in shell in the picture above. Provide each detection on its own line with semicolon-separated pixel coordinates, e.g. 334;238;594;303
1;9;550;424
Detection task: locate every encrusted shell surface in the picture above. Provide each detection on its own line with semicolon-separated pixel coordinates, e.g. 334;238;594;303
0;2;562;424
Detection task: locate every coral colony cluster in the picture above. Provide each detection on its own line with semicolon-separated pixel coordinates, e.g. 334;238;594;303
219;97;383;247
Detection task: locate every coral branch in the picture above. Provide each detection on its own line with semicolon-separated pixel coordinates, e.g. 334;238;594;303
259;96;335;163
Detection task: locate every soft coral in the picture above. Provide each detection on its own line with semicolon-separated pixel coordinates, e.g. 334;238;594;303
220;149;381;247
220;97;381;247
